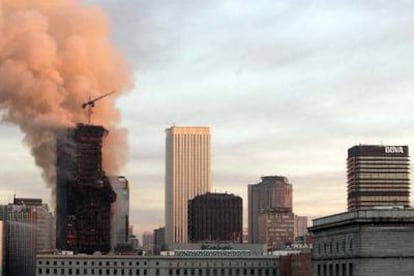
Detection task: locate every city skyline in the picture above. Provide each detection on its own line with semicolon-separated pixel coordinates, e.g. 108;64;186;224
1;1;414;237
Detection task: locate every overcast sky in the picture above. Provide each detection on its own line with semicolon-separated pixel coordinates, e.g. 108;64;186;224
2;0;414;239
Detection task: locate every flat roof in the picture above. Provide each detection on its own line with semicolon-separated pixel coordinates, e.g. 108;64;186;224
309;208;414;232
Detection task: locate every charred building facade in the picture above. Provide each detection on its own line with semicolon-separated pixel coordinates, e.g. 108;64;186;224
347;145;410;210
188;193;242;243
56;124;116;254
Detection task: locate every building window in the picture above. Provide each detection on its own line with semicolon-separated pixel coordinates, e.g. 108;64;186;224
38;268;42;275
349;240;353;251
335;263;339;275
156;269;160;275
342;263;346;276
349;263;353;276
317;264;321;276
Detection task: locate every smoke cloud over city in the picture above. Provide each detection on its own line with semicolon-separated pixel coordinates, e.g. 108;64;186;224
0;0;132;196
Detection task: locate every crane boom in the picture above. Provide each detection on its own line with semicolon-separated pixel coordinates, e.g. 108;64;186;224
81;91;116;124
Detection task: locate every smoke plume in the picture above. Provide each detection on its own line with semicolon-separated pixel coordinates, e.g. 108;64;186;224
0;1;132;196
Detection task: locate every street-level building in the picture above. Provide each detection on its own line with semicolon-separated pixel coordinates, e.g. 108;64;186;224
36;254;280;276
309;208;414;276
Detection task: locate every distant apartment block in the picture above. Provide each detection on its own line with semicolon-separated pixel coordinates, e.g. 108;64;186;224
165;126;211;245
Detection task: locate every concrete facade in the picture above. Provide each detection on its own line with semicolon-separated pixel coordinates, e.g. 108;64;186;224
36;254;280;276
309;209;414;276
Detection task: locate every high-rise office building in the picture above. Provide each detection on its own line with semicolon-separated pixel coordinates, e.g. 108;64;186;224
165;126;211;245
56;124;116;254
347;145;410;210
188;192;242;243
13;198;55;253
248;176;292;244
0;202;36;276
109;176;129;251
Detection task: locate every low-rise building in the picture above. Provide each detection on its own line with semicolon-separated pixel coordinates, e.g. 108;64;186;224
309;208;414;276
36;254;280;276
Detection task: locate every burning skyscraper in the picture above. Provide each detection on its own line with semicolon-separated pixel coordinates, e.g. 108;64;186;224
56;124;116;254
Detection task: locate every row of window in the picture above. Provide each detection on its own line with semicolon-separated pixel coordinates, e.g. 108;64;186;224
316;239;353;256
38;267;278;276
38;261;150;267
317;262;353;276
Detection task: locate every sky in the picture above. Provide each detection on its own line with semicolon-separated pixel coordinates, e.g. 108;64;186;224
1;0;414;239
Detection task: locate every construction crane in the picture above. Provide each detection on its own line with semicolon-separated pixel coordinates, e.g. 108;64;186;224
82;91;115;124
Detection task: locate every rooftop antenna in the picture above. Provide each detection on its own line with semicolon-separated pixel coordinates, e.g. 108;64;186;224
82;91;115;124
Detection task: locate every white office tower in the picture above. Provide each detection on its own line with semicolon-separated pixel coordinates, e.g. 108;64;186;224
165;126;211;246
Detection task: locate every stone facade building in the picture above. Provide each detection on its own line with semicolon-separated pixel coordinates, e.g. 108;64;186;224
36;253;280;276
309;209;414;276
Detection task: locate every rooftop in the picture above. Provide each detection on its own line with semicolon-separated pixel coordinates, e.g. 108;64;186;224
310;208;414;231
